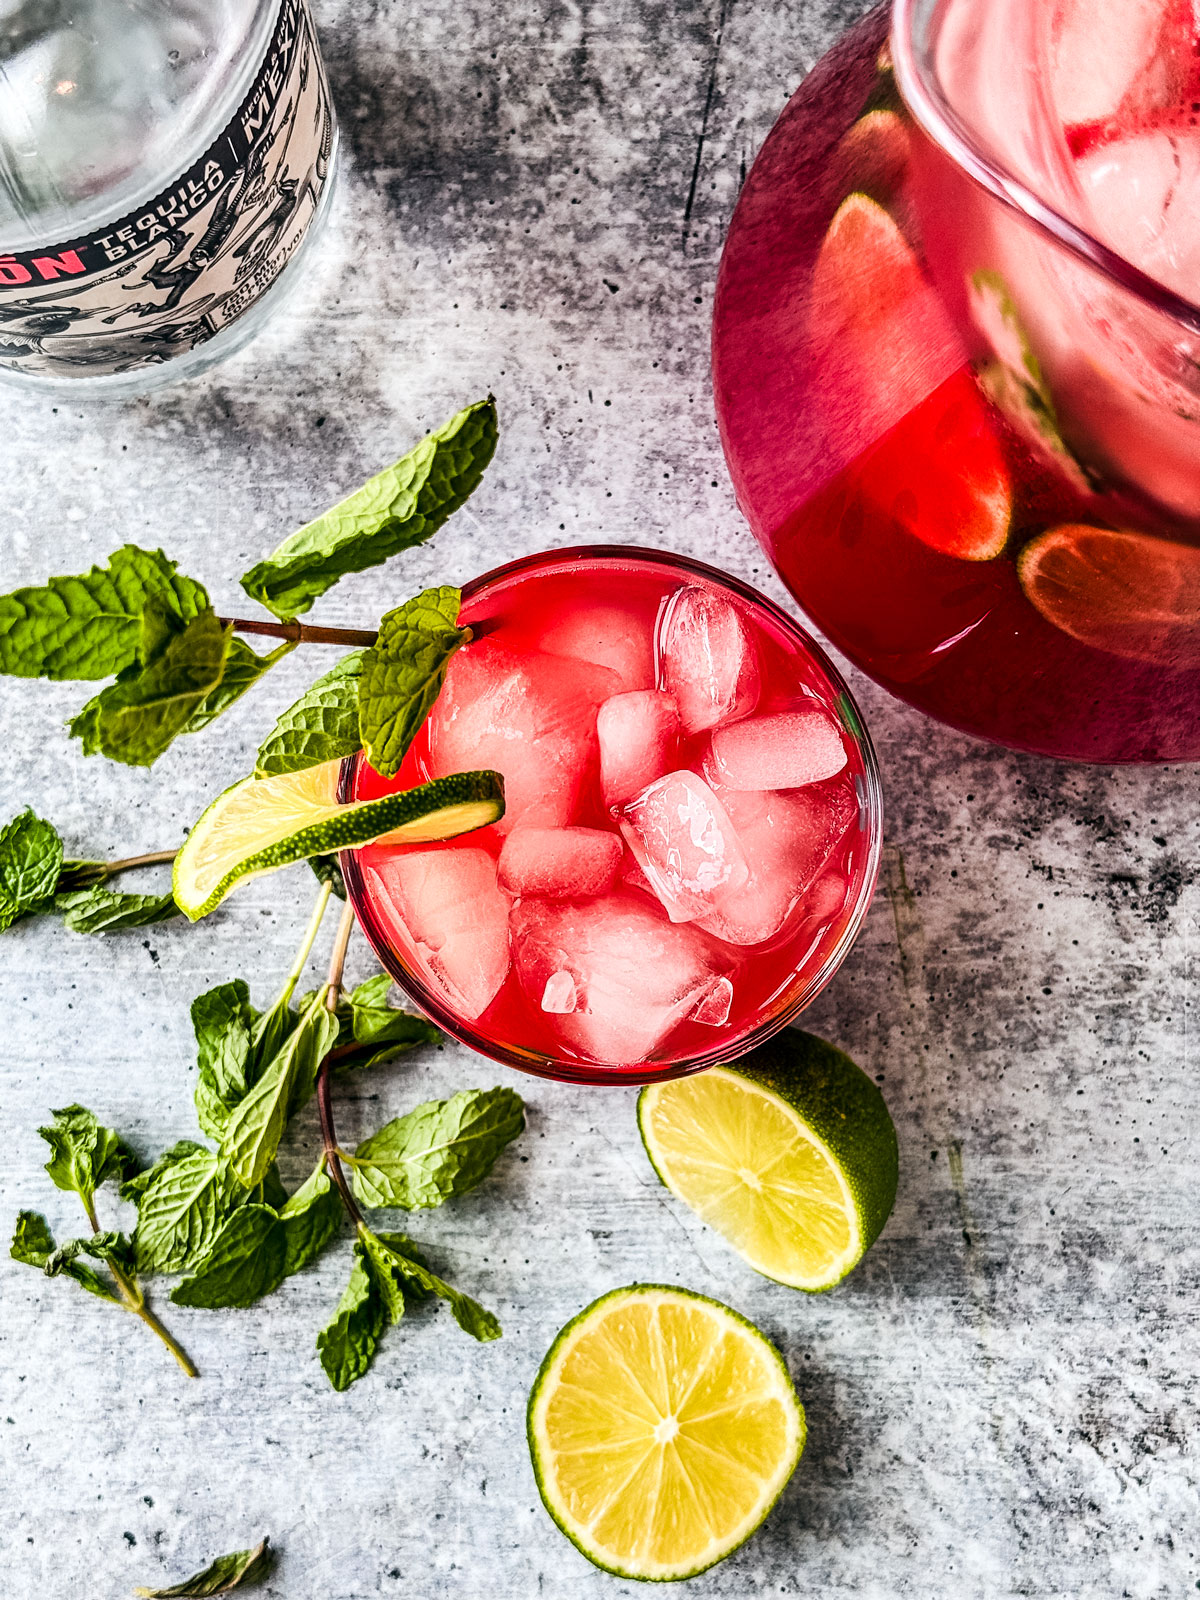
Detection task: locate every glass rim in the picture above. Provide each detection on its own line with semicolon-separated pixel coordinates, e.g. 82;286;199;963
339;542;884;1087
890;0;1200;339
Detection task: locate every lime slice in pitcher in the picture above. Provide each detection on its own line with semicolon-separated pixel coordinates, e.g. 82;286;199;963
1019;523;1200;667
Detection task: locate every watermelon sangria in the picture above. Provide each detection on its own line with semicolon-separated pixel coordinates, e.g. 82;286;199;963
714;0;1200;762
340;548;881;1084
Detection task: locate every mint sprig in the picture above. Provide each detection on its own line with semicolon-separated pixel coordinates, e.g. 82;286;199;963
0;808;180;935
0;397;497;768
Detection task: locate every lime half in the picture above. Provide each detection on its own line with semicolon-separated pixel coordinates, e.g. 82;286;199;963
528;1284;804;1582
174;758;504;919
639;1030;898;1291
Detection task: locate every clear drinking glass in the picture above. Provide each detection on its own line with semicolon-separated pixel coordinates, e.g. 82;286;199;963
341;547;883;1086
713;0;1200;762
0;0;337;390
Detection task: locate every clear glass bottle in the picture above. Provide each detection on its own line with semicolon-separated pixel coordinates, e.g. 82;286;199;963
0;0;338;391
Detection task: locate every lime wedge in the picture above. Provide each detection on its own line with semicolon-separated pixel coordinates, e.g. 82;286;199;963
174;758;504;920
528;1284;804;1582
638;1030;897;1291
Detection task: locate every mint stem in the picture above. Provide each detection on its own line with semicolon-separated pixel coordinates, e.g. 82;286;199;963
274;879;334;1011
102;848;178;876
219;616;379;648
317;901;364;1227
81;1195;198;1377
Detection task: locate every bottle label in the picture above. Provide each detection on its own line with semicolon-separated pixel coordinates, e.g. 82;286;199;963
0;0;334;381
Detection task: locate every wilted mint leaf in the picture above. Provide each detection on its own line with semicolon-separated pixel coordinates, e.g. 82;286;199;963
55;886;180;934
240;397;497;619
133;1537;274;1597
359;587;468;779
131;1146;247;1274
279;1160;342;1278
11;1212;116;1299
38;1105;137;1206
316;1238;387;1392
220;993;338;1189
255;652;364;777
360;1225;499;1342
0;809;63;931
46;1228;135;1278
0;544;207;681
349;1087;523;1211
185;638;294;734
10;1209;56;1267
69;608;232;768
169;1204;286;1309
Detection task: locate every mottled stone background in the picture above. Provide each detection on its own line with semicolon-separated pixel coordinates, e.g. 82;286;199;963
1;0;1197;1595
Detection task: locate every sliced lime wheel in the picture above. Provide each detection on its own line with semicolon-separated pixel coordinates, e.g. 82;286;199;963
1019;523;1200;667
174;758;504;919
528;1284;804;1582
638;1030;898;1291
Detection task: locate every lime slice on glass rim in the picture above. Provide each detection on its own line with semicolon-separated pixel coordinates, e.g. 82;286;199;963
527;1283;805;1582
638;1030;898;1291
174;757;504;919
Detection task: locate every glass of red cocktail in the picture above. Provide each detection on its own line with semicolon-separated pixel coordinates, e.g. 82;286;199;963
714;0;1200;762
340;547;881;1084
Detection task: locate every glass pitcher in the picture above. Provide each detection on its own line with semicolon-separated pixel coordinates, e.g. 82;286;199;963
713;0;1200;762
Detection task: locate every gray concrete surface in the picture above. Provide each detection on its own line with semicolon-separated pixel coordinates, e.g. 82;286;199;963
1;0;1198;1595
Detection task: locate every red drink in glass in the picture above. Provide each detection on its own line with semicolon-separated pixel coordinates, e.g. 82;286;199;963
714;0;1200;762
342;548;881;1084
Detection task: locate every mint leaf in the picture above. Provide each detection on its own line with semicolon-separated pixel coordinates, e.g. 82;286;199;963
40;1229;131;1300
133;1537;273;1597
361;1225;500;1341
120;1141;209;1202
185;639;293;734
132;1147;247;1274
279;1160;342;1277
69;608;233;767
359;587;468;778
220;993;338;1189
330;974;439;1071
169;1204;286;1309
55;886;180;934
12;1212;115;1300
255;651;364;777
349;1087;524;1211
0;544;207;681
309;854;346;901
0;809;63;931
191;982;256;1137
239;397;498;619
38;1105;137;1206
11;1209;56;1266
316;1238;387;1391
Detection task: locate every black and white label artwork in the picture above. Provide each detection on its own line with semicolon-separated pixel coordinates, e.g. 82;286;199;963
0;0;334;380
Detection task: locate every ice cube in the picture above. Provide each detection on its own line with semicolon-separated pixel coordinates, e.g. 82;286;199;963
618;850;655;896
426;641;619;835
1077;127;1200;299
541;970;578;1013
697;783;857;947
706;708;848;790
619;770;750;923
658;585;760;733
690;975;734;1026
365;847;510;1019
1051;0;1179;127
597;690;681;805
540;604;656;693
498;826;622;899
510;892;735;1064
